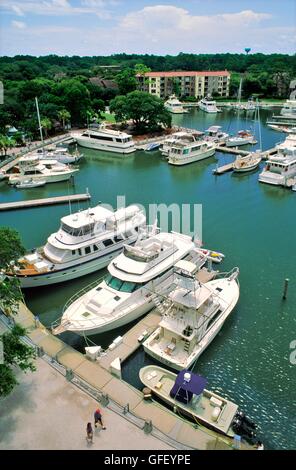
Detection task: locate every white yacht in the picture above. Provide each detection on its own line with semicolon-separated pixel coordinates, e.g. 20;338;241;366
280;99;296;118
205;126;229;143
72;124;136;154
199;97;219;114
276;131;296;153
225;130;255;147
8;156;78;185
59;232;209;336
243;98;256;111
161;131;203;156
164;95;186;114
167;139;216;166
10;204;146;288
143;262;239;371
258;151;296;186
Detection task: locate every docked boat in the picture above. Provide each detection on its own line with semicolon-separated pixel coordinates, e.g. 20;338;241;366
232;152;262;173
167;138;216;166
164;95;187;114
143;263;239;370
243;98;256;111
8;156;78;185
225;130;255;147
35;147;82;164
59;231;209;336
15;178;46;189
9;204;146;288
267;124;290;133
72;124;136;154
280;99;296;118
198;97;219;113
205;126;229;143
139;366;259;444
258;150;296;186
276;130;296;153
161;131;203;156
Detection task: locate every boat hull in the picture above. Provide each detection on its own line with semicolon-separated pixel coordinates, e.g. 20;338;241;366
75;138;136;154
168;147;215;166
9;171;77;184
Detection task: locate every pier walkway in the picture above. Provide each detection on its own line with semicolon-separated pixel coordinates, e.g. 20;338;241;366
0;193;91;211
0;303;254;450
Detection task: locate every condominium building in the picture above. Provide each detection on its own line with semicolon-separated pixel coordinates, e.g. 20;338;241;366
136;71;230;99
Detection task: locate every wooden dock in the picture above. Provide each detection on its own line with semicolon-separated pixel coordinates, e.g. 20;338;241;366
213;162;234;175
215;145;251;156
0;193;91;211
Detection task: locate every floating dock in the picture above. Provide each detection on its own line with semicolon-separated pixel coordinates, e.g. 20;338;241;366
0;193;91;211
213;163;234;175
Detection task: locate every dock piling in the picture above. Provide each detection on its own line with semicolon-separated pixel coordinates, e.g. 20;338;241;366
282;278;289;300
123;403;130;415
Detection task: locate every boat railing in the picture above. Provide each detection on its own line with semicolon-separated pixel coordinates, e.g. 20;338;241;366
62;274;106;314
214;267;239;282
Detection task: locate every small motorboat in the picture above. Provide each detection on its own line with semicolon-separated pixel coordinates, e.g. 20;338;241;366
139;365;261;445
232;152;262;173
198;248;225;263
15;178;46;189
145;142;161;151
226;130;256;147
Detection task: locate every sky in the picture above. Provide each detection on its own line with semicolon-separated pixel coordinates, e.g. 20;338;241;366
0;0;295;56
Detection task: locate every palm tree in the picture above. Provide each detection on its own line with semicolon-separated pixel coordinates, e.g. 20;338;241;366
58;109;71;130
40;118;52;139
0;135;16;157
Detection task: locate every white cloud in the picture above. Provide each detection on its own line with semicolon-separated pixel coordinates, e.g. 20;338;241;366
11;20;27;29
0;0;113;18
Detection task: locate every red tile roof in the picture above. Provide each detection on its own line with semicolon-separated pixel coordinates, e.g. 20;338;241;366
137;71;230;78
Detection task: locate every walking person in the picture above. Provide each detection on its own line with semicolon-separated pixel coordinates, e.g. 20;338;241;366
94;407;106;430
86;422;93;444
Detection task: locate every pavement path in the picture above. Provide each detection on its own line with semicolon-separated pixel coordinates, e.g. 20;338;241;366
0;358;172;450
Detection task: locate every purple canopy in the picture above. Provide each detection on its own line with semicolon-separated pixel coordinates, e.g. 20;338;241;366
170;370;207;404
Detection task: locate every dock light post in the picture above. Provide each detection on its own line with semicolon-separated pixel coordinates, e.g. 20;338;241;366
66;368;74;381
100;393;109;406
143;419;153;434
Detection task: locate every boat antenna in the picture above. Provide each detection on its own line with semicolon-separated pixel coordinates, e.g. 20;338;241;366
35;96;44;153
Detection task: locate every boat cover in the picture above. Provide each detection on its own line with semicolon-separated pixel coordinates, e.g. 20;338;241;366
170;370;207;404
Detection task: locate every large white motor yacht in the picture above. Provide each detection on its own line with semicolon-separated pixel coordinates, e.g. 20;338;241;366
143;262;239;371
164;95;187;114
280;99;296;118
258;150;296;186
59;231;208;336
167;139;216;166
205;126;229;143
8;156;78;185
72;124;136;154
10;204;146;288
161;131;203;156
198;97;219;113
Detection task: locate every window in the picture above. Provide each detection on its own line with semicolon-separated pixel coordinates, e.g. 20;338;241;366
105;274;142;293
207;309;222;331
85;246;91;255
93;244;99;251
72;250;76;255
103;239;114;247
114;235;123;243
115;138;123;143
78;249;82;256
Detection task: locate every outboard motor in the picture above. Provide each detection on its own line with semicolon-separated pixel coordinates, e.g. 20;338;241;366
235;411;257;430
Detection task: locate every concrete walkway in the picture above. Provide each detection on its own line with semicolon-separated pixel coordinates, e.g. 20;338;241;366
0;358;172;450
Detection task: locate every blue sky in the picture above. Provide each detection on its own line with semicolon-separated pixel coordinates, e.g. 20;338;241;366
0;0;295;56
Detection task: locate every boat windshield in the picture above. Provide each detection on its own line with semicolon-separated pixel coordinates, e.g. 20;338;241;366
105;274;142;293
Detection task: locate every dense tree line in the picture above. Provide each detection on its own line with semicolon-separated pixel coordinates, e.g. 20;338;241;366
0;53;295;137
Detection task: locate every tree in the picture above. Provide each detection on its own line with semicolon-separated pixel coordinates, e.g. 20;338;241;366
110;91;172;132
0;325;36;397
40;117;52;138
58;109;71;130
0;136;15;157
115;68;138;95
134;63;151;76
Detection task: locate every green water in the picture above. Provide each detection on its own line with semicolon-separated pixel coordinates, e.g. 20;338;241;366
0;108;295;449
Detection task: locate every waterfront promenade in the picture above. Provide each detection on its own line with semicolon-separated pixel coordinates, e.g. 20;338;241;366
0;352;171;450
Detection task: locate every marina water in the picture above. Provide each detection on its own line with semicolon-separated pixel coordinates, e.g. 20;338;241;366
1;108;295;449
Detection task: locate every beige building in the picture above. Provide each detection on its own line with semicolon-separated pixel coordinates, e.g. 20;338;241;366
137;71;230;99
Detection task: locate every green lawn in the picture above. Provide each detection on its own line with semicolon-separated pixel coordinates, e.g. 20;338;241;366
101;112;116;123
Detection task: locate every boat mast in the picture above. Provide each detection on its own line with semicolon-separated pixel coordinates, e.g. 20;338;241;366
257;100;262;151
35;96;44;146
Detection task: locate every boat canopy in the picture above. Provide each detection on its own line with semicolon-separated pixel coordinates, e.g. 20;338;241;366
170;370;207;404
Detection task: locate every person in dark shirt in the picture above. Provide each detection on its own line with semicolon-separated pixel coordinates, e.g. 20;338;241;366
94;408;106;430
